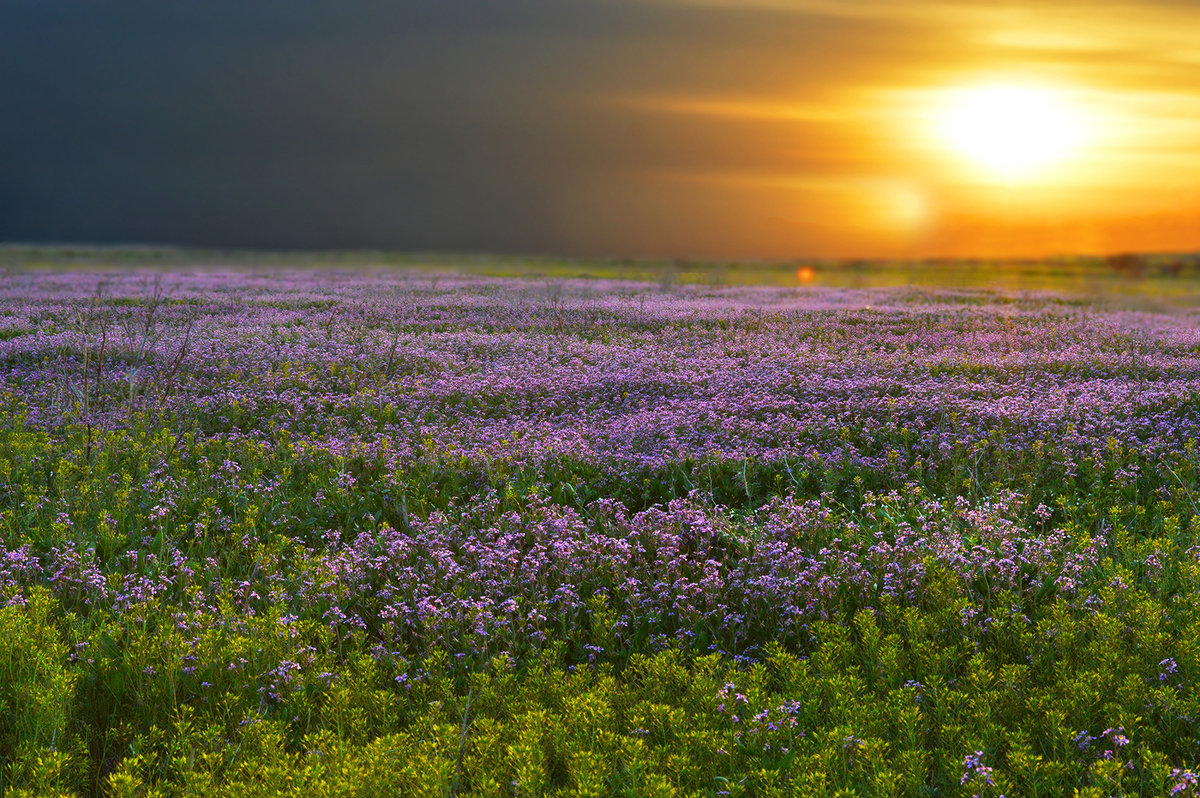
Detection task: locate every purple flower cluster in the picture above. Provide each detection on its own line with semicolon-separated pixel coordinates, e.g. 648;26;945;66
5;270;1200;480
0;486;1108;666
1173;768;1200;796
3;269;1198;699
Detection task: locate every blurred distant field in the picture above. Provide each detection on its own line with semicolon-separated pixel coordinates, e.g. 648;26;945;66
6;244;1200;305
3;252;1200;796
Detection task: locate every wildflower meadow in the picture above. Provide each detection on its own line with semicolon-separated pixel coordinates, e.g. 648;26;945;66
4;266;1200;796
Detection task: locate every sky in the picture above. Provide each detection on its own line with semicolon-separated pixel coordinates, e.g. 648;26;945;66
3;0;1200;259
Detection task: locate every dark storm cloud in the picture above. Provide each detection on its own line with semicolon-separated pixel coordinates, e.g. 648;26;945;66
1;0;596;250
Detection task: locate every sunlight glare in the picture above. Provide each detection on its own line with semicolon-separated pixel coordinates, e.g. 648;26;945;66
936;84;1086;182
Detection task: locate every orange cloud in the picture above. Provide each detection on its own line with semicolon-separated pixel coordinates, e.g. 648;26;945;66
583;0;1200;257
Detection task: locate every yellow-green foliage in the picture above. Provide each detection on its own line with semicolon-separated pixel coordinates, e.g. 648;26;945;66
0;589;78;793
3;406;1200;794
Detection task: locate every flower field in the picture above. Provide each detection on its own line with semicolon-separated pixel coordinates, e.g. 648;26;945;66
4;267;1200;795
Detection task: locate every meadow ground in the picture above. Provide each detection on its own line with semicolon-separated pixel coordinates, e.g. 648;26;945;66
4;256;1200;796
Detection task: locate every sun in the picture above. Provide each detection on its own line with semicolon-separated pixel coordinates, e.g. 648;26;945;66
936;84;1085;181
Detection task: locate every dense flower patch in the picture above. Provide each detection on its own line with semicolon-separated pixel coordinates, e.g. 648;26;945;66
1;269;1200;795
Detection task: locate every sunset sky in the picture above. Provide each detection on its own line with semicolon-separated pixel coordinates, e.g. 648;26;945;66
3;0;1200;259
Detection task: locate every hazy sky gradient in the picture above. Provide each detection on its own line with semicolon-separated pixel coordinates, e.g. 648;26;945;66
4;0;1200;258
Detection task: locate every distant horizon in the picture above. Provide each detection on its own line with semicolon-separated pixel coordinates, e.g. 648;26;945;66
2;241;1198;266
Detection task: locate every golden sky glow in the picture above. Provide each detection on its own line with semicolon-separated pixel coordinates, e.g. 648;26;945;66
596;0;1200;258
